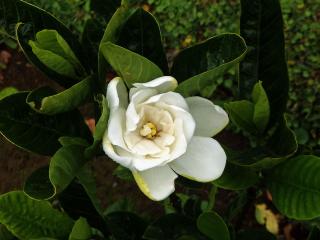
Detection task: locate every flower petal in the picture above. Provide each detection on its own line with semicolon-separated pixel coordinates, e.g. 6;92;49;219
132;165;178;201
126;88;158;131
107;108;128;150
144;92;189;111
169;136;226;182
158;103;195;142
107;77;128;111
102;131;133;169
186;97;229;137
132;76;178;93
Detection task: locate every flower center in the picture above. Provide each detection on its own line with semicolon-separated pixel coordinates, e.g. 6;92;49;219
140;122;157;139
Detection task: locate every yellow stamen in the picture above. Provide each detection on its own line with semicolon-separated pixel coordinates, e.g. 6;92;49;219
140;122;157;139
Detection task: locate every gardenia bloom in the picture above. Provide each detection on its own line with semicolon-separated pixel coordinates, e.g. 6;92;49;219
103;76;229;201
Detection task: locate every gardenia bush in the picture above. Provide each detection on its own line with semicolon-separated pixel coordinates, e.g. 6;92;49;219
0;0;319;239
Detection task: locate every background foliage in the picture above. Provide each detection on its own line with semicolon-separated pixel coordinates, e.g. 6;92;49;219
24;0;319;149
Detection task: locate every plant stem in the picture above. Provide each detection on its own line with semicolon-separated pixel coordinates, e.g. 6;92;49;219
206;185;218;211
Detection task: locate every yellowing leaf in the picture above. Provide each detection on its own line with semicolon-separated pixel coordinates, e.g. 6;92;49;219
255;204;279;235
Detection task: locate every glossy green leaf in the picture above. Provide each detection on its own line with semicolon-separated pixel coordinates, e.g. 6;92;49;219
59;137;90;147
28;29;85;80
252;81;270;132
29;39;78;78
225;81;270;134
224;100;256;133
68;217;92;240
0;224;14;240
197;212;230;240
85;94;109;158
0;87;18;100
240;0;289;126
98;6;137;91
117;8;168;73
143;214;206;240
0;92;91;156
27;76;92;115
81;19;105;71
173;33;247;97
59;170;107;236
24;144;88;200
213;162;259;190
90;0;121;22
101;42;163;87
49;145;88;197
2;0;89;88
106;211;146;240
266;155;320;220
24;166;54;200
0;191;73;239
229;115;297;170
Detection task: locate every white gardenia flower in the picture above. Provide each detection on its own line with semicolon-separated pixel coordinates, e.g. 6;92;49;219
103;76;229;201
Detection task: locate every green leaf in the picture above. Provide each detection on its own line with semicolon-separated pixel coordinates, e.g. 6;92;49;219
172;33;247;97
81;19;105;71
26;76;93;115
85;94;109;158
213;162;259;190
0;191;73;239
117;8;168;73
0;87;18;100
3;0;89;88
90;0;121;22
252;81;270;132
59;137;90;147
24;144;89;200
106;212;146;240
228;115;297;170
49;145;88;197
0;224;15;240
224;82;270;134
265;155;320;220
0;92;91;156
28;29;86;80
27;44;76;80
197;212;230;240
143;214;206;240
240;0;289;126
224;100;256;133
69;217;92;240
101;42;163;87
98;6;137;91
113;165;134;181
50;165;105;235
24;166;54;200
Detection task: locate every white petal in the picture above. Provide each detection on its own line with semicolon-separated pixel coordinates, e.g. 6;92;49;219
186;97;229;137
107;77;128;111
133;156;168;171
140;105;174;135
157;103;195;142
168;118;188;161
102;131;133;169
133;76;178;93
131;139;162;155
107;108;128;150
169;136;226;182
144;92;189;111
132;165;178;201
126;88;158;131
